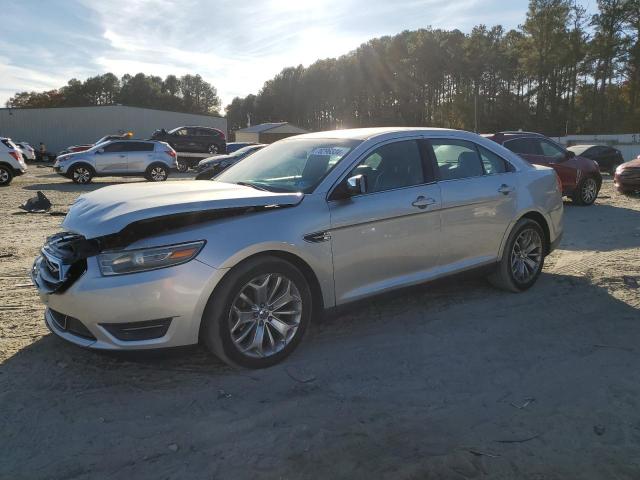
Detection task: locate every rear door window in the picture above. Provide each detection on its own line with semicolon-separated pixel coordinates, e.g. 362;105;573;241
430;139;484;180
504;138;539;155
478;145;510;174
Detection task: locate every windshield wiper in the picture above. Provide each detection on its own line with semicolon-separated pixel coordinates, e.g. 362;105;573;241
236;181;270;192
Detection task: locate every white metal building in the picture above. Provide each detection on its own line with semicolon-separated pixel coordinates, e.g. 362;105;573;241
0;105;227;153
234;122;308;144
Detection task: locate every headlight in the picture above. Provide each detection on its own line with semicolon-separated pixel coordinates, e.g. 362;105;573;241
98;241;205;276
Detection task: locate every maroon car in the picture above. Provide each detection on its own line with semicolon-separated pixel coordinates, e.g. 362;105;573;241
485;132;602;206
614;156;640;194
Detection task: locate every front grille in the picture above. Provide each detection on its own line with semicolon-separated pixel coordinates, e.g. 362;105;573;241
620;168;640;180
32;232;89;294
49;309;96;340
100;318;172;341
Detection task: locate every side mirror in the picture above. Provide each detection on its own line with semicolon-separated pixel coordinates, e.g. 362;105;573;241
565;150;575;160
346;174;368;195
329;174;368;201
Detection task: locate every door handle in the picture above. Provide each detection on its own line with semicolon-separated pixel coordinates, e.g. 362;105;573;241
498;184;515;195
411;196;436;209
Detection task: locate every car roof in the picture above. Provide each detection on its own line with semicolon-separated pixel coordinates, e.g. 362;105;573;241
483;131;547;139
95;139;158;146
567;144;607;153
293;127;466;141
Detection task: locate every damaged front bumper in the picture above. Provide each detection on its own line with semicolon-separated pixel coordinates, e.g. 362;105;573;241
33;232;228;350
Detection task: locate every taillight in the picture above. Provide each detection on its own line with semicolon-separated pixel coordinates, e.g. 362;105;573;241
165;150;176;158
9;151;21;161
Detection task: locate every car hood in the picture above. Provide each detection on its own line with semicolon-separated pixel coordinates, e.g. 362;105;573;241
57;150;88;161
619;157;640;170
198;154;233;168
62;181;303;239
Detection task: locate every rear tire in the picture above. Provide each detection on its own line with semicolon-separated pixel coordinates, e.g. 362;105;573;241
0;166;13;186
176;160;188;173
145;164;168;182
207;144;219;154
572;176;599;205
70;164;94;184
201;256;312;368
488;218;546;293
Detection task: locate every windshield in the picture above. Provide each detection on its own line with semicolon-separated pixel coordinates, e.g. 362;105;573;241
232;145;263;157
215;138;361;193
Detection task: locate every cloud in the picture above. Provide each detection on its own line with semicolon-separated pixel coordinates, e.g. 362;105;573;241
0;0;530;107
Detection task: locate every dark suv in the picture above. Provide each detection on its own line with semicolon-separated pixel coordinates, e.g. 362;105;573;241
151;126;226;155
485;132;602;206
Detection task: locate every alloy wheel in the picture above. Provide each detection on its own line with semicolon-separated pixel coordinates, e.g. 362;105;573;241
581;178;598;204
208;144;219;154
0;168;9;184
73;167;91;183
150;166;167;181
176;161;188;173
229;273;302;358
510;228;543;283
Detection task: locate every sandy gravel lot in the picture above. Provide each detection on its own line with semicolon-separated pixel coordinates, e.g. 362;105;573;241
1;166;639;479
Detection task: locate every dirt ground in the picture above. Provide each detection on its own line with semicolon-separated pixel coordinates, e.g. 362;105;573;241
1;165;639;480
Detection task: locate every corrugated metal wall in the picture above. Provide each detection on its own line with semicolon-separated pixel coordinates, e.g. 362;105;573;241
553;133;640;161
0;105;227;153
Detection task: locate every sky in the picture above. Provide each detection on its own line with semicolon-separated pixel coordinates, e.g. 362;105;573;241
0;0;531;109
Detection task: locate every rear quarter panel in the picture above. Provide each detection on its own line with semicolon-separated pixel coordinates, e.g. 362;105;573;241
498;166;563;257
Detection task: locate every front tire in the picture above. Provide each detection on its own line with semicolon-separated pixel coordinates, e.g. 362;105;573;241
201;256;312;368
488;218;546;293
0;166;13;186
207;144;219;155
70;165;93;184
573;176;599;205
145;164;168;182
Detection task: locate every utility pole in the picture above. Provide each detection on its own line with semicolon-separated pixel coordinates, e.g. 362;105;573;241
474;93;478;133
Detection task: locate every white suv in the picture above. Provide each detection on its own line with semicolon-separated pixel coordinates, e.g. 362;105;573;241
16;142;36;161
54;140;177;184
0;137;28;186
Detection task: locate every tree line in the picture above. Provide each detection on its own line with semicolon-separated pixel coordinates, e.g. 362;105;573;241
226;0;640;136
6;73;222;116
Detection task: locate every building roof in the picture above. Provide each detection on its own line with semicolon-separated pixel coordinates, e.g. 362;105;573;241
235;122;307;134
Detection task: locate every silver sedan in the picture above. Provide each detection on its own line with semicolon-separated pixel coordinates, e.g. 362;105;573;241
33;128;563;368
